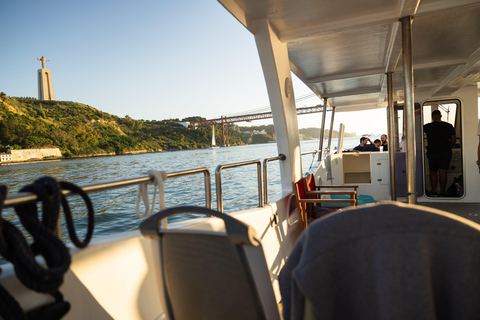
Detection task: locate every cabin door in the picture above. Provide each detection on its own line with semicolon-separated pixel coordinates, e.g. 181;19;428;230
394;103;424;198
422;100;463;198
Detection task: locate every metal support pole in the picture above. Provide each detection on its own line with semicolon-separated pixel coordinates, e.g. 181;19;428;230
318;98;328;161
327;106;336;153
401;16;417;204
387;72;397;201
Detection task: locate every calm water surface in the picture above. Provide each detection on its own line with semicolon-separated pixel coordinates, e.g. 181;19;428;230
0;138;361;242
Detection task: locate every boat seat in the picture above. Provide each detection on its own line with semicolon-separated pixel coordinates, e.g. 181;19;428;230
294;176;358;230
305;175;359;205
140;206;281;320
279;201;480;320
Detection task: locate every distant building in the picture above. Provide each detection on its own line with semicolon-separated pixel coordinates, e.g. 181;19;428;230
0;153;12;162
178;121;190;128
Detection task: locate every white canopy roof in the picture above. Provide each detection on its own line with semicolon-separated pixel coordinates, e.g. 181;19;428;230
219;0;480;111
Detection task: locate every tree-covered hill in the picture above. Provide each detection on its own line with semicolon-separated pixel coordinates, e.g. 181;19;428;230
0;94;242;157
0;93;357;158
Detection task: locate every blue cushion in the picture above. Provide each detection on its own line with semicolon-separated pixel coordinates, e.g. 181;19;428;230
321;194;377;207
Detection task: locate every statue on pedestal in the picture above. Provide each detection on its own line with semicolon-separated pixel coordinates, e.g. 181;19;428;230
36;56;55;100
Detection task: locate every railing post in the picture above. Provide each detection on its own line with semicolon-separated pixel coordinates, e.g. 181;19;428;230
327;106;336;153
257;161;264;208
401;16;417;204
387;72;397;201
203;171;212;209
215;160;264;213
263;154;286;204
215;166;224;212
318;97;328;161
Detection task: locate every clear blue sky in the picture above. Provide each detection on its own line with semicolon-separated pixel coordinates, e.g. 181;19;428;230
0;0;387;135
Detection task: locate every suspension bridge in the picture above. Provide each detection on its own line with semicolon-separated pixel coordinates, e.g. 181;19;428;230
189;93;327;146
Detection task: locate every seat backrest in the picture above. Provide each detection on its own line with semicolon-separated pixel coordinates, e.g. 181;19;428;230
304;175;316;192
294;179;309;230
280;201;480;320
295;178;307;199
140;206;280;320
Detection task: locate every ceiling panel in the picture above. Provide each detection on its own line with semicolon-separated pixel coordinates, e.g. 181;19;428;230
220;0;480;110
288;23;392;80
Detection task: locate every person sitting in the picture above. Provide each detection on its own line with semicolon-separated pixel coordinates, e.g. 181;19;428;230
373;139;381;148
363;142;380;152
381;134;388;151
354;137;379;152
353;137;368;151
363;137;380;151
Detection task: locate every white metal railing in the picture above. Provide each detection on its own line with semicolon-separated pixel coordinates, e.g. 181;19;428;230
4;154;289;219
215;160;263;213
4;168;212;209
263;154;286;204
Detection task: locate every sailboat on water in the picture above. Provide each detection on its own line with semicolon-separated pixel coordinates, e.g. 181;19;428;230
210;126;219;149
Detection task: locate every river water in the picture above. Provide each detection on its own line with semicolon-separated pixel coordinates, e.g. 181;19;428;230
0;137;362;241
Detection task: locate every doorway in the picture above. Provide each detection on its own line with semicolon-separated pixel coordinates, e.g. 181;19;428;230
422;100;463;198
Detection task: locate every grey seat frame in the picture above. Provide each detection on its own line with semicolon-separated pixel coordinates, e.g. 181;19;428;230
140;206;281;320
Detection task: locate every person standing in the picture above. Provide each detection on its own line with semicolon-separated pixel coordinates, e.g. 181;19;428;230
423;110;456;196
380;134;388;151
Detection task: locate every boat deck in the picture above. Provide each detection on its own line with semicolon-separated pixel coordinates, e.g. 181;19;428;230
417;202;480;225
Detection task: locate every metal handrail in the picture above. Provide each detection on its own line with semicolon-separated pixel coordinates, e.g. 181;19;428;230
3;167;212;209
215;160;263;213
301;150;321;156
263;154;286;204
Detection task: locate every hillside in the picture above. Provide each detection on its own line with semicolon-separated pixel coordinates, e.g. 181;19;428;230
0;94;355;158
0;94;243;157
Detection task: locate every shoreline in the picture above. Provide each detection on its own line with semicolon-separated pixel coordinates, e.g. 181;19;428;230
0;138;320;166
0;149;162;166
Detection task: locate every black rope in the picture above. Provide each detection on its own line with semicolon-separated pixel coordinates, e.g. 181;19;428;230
59;181;95;248
0;185;28;320
0;177;72;319
0;176;96;319
13;177;71;294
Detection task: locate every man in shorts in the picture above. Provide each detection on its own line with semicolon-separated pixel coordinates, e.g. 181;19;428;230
423;110;456;196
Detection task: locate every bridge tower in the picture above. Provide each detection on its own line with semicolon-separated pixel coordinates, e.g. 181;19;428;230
37;56;55;100
221;116;229;147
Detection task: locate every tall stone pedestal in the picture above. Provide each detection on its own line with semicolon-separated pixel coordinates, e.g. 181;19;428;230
38;68;55;100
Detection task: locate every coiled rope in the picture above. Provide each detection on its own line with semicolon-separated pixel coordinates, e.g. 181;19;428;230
59;181;95;248
0;185;28;320
0;176;95;320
